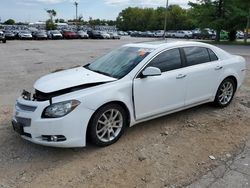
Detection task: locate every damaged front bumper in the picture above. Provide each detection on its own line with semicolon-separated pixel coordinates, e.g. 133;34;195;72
12;94;94;148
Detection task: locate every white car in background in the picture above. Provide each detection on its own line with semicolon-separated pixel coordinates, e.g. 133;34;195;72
236;31;245;39
18;30;33;40
77;30;89;39
12;41;246;148
47;30;63;39
172;30;193;38
100;31;110;39
154;30;164;38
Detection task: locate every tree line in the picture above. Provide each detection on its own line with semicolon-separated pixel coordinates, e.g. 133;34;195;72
116;0;250;42
2;0;250;42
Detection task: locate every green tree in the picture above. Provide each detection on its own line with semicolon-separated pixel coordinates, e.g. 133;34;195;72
189;0;250;42
4;19;15;25
46;9;57;30
55;18;65;23
234;0;250;43
116;6;192;31
46;9;57;21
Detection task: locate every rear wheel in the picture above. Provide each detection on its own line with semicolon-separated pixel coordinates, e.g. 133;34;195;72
88;104;127;147
214;78;236;107
3;39;6;43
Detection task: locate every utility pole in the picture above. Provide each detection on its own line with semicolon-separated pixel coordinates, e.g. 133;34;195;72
74;1;78;20
163;0;169;40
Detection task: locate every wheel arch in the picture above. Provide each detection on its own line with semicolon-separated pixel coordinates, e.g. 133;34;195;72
86;100;131;142
225;75;238;89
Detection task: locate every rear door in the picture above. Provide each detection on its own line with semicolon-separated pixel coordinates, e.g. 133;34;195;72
182;47;221;105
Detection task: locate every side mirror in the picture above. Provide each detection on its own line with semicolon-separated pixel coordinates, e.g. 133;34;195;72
141;67;162;78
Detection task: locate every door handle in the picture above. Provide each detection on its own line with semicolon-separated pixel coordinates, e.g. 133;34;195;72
176;74;187;79
215;66;223;70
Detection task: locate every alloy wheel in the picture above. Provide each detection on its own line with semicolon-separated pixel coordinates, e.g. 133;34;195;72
96;109;123;142
218;81;234;105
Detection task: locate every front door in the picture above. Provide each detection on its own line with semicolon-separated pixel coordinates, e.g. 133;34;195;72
133;48;187;120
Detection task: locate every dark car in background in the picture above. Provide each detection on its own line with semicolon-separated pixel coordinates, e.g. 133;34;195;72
192;29;215;40
47;30;63;39
88;30;104;39
33;30;47;40
4;30;16;40
0;31;6;43
62;30;78;39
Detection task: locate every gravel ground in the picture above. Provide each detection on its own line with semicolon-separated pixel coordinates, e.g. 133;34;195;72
0;37;250;188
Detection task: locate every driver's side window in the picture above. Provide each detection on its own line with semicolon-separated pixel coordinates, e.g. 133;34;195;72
147;48;182;72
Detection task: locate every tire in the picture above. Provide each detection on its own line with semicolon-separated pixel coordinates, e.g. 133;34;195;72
214;78;236;108
2;39;6;43
88;103;128;147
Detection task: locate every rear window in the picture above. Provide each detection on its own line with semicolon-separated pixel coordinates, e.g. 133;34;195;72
208;48;218;61
183;47;210;66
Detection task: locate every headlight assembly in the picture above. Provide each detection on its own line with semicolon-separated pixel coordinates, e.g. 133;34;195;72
42;100;80;118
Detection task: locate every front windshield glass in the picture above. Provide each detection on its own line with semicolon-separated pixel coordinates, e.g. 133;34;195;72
85;47;153;79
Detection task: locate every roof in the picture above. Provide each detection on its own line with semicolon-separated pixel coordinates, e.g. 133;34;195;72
124;40;214;50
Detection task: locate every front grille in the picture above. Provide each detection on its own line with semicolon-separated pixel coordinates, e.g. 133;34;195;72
15;117;31;127
16;102;37;112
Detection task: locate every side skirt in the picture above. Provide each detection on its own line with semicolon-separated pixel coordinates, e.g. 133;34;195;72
131;99;211;127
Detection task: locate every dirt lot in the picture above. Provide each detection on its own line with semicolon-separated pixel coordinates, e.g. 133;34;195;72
0;38;250;188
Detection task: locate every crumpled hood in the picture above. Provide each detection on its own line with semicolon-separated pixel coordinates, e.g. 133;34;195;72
34;67;117;93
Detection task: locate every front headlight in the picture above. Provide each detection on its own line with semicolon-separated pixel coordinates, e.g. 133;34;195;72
42;100;80;118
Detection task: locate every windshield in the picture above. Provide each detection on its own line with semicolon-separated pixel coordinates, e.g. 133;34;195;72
85;47;152;79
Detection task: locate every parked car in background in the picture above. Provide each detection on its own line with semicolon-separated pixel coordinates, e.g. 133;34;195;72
166;30;176;38
47;30;63;39
154;30;164;38
33;30;47;40
236;31;244;39
0;31;6;43
143;31;155;37
77;30;89;39
100;31;110;39
118;31;126;36
220;30;229;40
4;30;16;40
131;31;142;37
62;30;78;39
193;29;215;40
12;41;246;148
108;32;120;39
88;30;103;39
172;30;193;38
18;30;33;40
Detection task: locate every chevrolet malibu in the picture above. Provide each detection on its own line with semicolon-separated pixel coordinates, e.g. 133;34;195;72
12;41;246;148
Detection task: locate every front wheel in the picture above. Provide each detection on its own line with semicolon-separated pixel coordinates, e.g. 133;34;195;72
214;78;236;107
88;104;127;147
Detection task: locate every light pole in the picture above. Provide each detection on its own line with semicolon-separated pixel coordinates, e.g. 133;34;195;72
163;0;169;40
74;1;78;21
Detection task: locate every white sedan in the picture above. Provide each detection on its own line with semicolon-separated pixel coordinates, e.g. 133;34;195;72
12;41;246;148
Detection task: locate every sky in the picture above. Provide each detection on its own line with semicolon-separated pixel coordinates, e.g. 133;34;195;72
0;0;197;23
